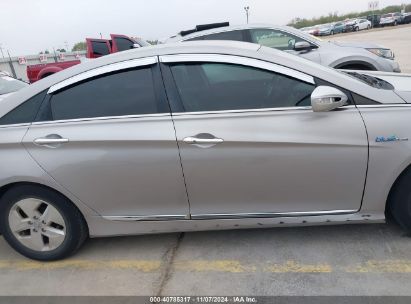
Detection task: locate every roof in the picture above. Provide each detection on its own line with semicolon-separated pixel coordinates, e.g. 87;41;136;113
0;40;405;117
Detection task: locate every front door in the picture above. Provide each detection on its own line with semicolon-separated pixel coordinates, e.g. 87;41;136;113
162;55;368;219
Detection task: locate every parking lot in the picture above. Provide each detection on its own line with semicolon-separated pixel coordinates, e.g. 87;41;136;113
1;24;411;298
328;24;411;73
1;220;411;296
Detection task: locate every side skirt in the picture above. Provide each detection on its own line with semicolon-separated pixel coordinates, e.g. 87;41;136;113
88;211;385;237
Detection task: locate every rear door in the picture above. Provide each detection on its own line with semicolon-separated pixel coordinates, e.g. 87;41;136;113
161;54;368;218
86;38;111;58
23;58;190;219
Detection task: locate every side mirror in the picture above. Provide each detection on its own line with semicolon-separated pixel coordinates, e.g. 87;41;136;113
311;86;348;112
294;41;312;51
132;43;141;48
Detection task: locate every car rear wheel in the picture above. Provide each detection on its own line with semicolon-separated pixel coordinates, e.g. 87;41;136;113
355;26;359;31
387;168;411;234
330;30;334;35
367;25;371;30
0;185;88;261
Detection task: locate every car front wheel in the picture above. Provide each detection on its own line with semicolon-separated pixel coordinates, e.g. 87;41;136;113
0;185;88;261
388;168;411;234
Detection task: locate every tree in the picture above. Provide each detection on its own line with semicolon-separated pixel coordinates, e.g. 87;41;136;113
56;49;66;52
72;42;87;52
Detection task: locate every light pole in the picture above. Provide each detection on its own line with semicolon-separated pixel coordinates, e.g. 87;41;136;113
244;6;250;24
0;44;4;59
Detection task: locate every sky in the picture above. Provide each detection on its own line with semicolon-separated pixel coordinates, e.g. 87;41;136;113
0;0;409;56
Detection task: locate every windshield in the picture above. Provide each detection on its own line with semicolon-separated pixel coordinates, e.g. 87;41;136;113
342;71;394;90
381;14;392;18
0;76;28;95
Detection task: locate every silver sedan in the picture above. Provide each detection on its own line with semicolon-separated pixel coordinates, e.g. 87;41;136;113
167;23;401;72
0;41;410;261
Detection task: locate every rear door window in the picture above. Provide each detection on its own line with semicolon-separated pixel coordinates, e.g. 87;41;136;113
49;67;165;121
0;91;46;125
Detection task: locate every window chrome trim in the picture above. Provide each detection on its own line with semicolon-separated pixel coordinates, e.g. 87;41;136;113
30;113;171;126
171;106;313;116
355;104;411;108
0;122;31;129
48;56;158;94
159;54;315;84
170;105;359;117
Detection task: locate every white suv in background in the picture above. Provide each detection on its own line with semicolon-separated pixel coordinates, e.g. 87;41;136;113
168;23;401;72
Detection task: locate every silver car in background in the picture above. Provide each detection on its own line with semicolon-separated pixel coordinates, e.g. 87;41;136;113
0;72;28;102
167;23;400;72
0;41;411;261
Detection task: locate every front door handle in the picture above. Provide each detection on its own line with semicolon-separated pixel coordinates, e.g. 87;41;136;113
33;134;69;147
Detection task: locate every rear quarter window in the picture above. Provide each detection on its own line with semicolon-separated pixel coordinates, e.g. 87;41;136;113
0;91;46;125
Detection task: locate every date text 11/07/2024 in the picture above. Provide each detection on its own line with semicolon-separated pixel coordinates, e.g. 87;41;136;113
149;296;258;303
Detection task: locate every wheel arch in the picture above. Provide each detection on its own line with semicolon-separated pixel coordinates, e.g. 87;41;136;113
334;60;377;70
385;163;411;214
0;181;91;233
37;66;63;81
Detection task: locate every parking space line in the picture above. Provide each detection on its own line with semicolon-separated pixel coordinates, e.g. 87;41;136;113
344;260;411;273
1;259;411;273
0;260;161;272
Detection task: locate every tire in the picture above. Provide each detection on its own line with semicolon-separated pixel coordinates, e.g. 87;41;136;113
0;185;88;261
387;169;411;234
367;25;371;30
394;21;397;26
355;27;359;32
330;30;334;35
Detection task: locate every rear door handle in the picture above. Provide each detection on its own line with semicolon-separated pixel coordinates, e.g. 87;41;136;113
183;135;224;145
183;135;223;149
33;134;69;147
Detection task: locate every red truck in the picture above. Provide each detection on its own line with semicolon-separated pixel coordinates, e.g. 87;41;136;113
27;34;148;83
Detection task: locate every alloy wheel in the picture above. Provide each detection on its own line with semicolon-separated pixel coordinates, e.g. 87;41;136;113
8;198;66;251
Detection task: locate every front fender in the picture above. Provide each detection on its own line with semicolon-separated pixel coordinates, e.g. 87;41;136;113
329;55;379;70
